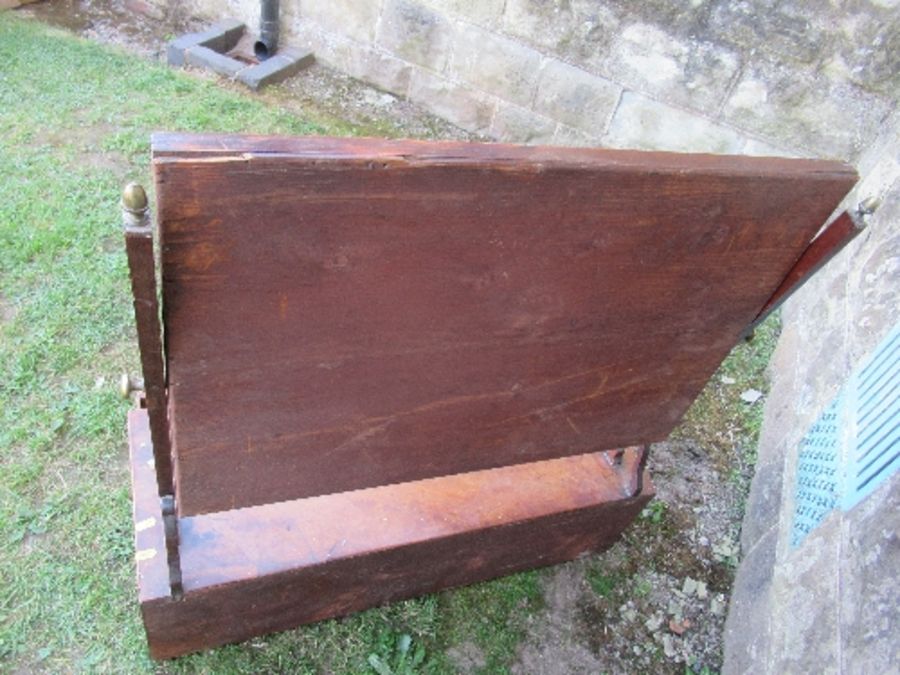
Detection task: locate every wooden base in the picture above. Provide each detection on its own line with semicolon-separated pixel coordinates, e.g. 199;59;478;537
128;409;653;659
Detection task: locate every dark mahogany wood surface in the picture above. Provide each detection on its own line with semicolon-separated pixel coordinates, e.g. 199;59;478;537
152;133;856;515
124;226;174;496
748;210;863;332
128;408;651;658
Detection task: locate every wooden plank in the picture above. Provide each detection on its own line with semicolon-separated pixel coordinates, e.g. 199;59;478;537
152;133;857;515
745;210;864;334
129;409;169;605
128;408;652;659
124;225;174;497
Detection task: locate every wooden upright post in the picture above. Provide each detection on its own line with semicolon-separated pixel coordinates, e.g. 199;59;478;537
122;183;174;497
123;184;183;599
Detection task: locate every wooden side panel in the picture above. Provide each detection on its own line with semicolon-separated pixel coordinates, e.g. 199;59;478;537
129;409;170;605
152;134;857;515
128;408;651;659
124;226;173;496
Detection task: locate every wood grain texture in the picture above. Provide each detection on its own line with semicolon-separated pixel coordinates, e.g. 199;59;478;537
152;133;857;515
128;408;651;659
124;226;174;496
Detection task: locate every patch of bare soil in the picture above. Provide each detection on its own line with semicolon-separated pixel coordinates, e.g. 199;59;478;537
18;0;202;58
513;563;606;675
19;0;472;141
446;641;488;675
39;118;132;177
272;68;476;142
0;293;17;324
513;440;744;674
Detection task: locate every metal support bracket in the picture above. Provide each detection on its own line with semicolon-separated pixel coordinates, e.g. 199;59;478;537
743;198;878;338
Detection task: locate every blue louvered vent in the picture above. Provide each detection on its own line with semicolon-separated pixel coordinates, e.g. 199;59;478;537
791;323;900;547
843;327;900;509
790;395;844;547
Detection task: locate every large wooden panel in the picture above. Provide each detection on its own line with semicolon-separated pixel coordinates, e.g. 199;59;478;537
152;133;856;515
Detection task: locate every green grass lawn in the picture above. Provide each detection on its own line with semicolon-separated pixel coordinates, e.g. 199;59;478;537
0;13;780;674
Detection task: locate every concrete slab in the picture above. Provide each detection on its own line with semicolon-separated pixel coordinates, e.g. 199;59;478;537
167;31;207;67
198;19;244;53
168;20;313;90
185;45;245;78
167;19;245;67
238;49;315;90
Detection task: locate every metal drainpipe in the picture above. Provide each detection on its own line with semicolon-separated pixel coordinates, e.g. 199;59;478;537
254;0;279;61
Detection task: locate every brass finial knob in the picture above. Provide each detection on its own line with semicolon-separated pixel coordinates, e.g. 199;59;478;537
119;373;145;399
122;183;148;213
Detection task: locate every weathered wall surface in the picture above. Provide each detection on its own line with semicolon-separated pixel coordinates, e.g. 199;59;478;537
175;0;897;161
724;110;899;675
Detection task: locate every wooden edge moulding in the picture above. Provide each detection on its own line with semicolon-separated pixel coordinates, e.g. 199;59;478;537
121;134;863;658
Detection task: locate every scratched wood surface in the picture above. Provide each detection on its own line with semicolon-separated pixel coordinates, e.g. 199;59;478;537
152;133;856;516
124;226;174;496
129;408;651;658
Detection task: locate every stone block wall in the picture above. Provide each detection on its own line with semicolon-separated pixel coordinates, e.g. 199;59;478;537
173;0;896;162
723;109;899;675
